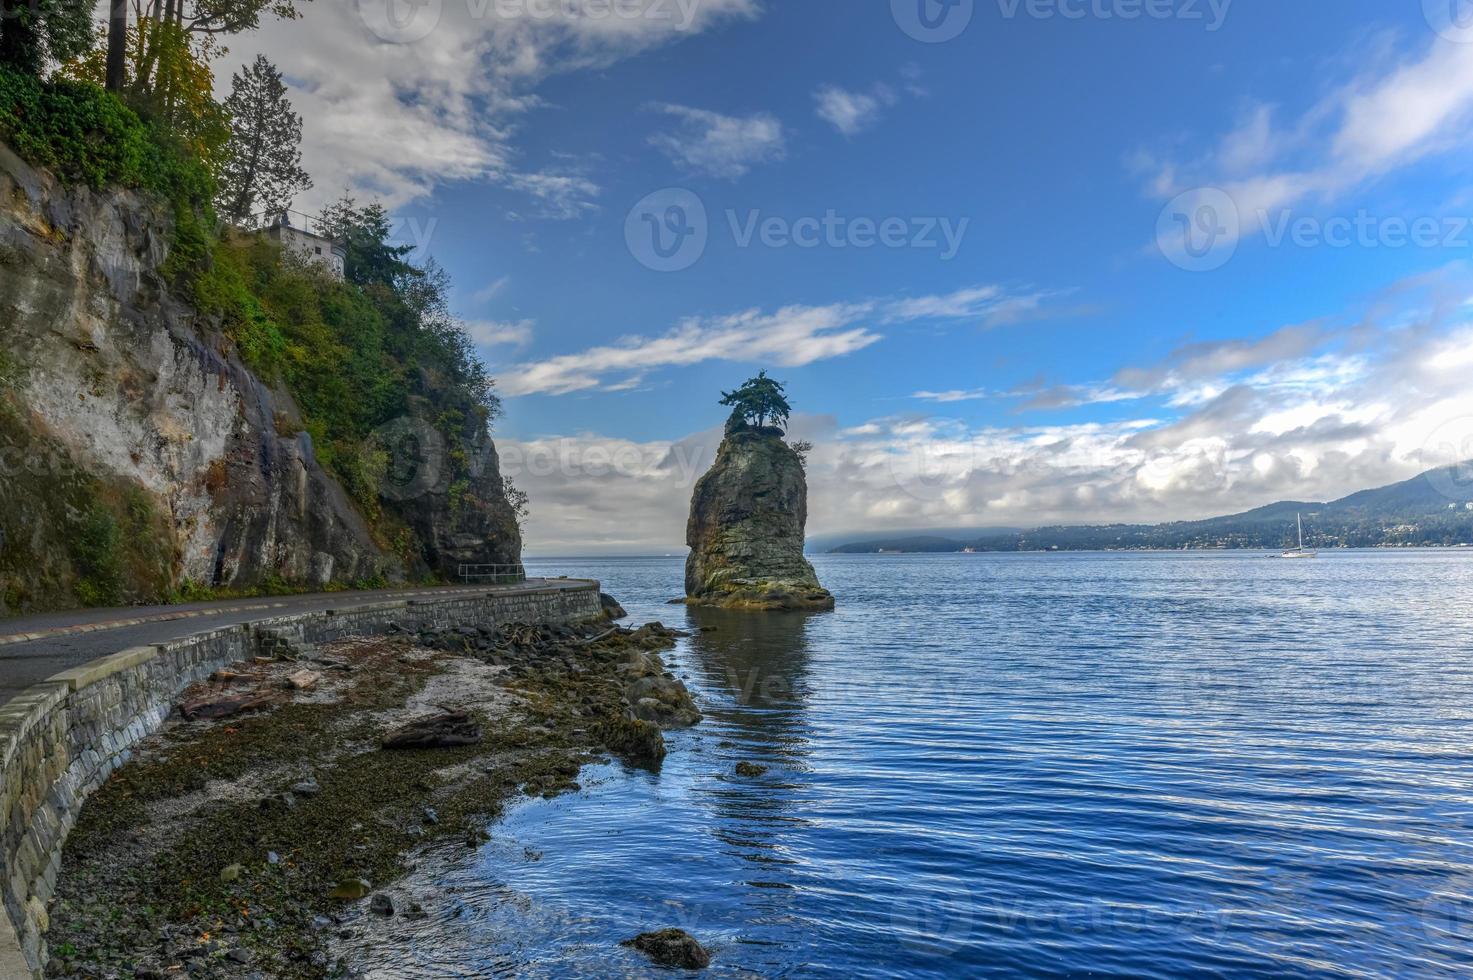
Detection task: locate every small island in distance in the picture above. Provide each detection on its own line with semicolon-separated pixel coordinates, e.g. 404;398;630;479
825;463;1473;554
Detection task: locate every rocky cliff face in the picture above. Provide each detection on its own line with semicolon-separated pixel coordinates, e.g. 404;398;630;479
0;142;519;615
684;430;833;611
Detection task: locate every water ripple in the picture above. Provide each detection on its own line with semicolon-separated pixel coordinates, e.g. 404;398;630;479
348;552;1473;978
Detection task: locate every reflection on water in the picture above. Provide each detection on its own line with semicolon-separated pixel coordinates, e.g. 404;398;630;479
343;552;1473;978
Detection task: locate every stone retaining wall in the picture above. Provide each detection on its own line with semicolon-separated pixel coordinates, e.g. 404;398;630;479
0;582;602;977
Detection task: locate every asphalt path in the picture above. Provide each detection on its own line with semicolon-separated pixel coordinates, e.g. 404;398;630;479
0;580;590;704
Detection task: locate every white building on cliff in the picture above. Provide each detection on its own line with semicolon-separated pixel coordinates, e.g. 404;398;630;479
249;210;347;280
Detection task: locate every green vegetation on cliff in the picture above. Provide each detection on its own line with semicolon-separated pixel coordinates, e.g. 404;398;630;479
0;48;519;612
194;204;503;534
0;65;216;272
0;402;176;611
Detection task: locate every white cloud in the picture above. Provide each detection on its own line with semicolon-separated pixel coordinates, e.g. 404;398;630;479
500;303;881;396
502;170;601;219
813;83;897;137
467;318;535;350
500;427;722;554
886;286;1002;321
471;276;511;305
1115;322;1331;392
646;103;786;179
914;388;993;403
1146;35;1473;247
884;286;1061;328
502;285;1064;397
225;0;759;209
1010;384;1145;411
506;268;1473;552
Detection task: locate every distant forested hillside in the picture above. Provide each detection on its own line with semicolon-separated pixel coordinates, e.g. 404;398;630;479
829;465;1473;553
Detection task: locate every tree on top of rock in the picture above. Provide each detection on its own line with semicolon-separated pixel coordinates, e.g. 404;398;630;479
720;371;791;434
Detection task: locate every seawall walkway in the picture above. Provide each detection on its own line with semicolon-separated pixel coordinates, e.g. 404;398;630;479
0;579;604;977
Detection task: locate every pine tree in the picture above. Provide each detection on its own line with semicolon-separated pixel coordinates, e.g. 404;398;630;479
216;54;310;221
720;371;792;433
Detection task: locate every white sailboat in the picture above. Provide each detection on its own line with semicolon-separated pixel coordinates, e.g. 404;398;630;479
1281;513;1318;559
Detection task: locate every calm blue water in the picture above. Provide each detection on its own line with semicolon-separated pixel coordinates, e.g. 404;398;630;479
365;552;1473;977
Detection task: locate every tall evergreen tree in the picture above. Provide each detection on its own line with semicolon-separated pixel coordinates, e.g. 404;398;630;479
216;54;310;221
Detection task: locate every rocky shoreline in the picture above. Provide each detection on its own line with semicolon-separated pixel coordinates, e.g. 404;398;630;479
42;610;701;979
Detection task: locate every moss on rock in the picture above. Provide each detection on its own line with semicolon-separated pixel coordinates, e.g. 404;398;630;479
684;430;833;611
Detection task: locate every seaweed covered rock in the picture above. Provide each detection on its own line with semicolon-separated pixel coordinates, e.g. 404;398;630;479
685;430;833;611
619;645;703;728
600;592;628;619
622;928;712;969
597;717;667;765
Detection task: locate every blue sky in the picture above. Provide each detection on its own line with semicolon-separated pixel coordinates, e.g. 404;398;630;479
236;1;1473;552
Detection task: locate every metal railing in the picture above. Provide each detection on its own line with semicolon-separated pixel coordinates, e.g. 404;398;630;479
457;564;527;585
239;208;341;241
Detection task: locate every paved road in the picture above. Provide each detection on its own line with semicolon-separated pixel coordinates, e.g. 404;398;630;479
0;580;589;704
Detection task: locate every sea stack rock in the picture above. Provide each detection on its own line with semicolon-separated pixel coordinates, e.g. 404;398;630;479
684;373;834;611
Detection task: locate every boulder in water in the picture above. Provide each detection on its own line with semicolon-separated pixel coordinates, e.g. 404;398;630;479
621;928;712;969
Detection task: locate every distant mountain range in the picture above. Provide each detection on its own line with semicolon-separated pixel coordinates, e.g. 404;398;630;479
805;527;1021;554
825;464;1473;553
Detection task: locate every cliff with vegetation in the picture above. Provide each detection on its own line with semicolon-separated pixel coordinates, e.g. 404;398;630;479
685;421;833;612
0;68;520;616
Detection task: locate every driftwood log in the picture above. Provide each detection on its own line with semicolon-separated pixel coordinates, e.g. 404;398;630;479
381;711;483;750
